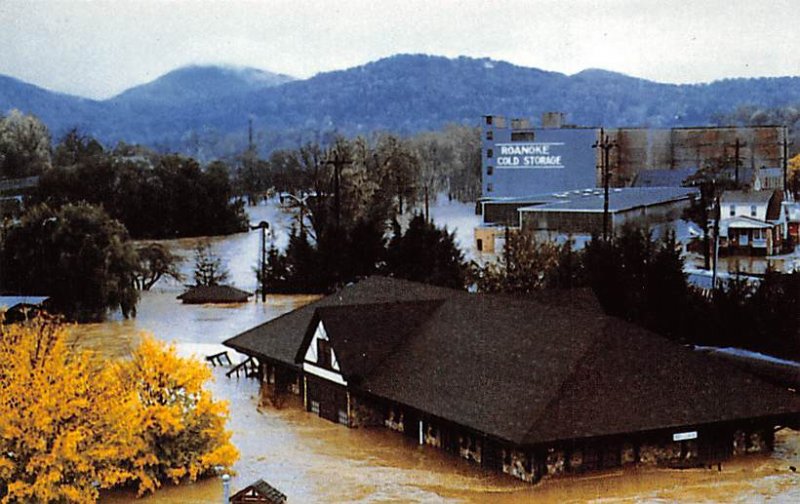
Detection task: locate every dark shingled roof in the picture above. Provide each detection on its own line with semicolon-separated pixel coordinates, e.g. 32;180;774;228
225;276;800;447
230;478;286;503
223;277;457;368
298;300;444;383
177;285;252;304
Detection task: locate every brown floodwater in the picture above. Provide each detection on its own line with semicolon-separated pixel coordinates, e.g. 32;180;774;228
62;201;800;503
77;290;800;504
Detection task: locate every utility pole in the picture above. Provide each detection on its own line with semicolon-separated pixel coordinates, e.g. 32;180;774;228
592;129;617;241
783;131;790;196
734;138;741;186
710;192;720;294
323;147;353;231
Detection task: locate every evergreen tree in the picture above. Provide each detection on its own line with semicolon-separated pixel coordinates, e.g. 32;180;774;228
192;242;229;287
385;215;467;289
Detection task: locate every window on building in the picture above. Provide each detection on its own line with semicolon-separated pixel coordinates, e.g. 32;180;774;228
730;205;735;217
338;409;349;425
486;116;493;125
487;148;493;158
487;183;493;193
317;338;331;368
511;131;535;142
486;130;493;141
476;239;483;252
310;401;320;415
487;165;494;176
751;205;757;217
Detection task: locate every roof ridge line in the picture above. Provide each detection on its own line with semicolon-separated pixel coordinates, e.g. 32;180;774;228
519;314;610;445
357;299;447;380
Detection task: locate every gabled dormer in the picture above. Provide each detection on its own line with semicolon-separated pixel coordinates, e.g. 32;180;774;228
295;300;443;387
301;319;347;386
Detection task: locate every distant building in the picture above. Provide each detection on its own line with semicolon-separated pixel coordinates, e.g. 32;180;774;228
719;190;786;256
224;277;800;484
475;187;697;253
477;113;788;253
481;113;788;199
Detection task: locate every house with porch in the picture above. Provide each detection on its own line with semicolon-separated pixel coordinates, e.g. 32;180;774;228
224;277;800;484
719;189;786;255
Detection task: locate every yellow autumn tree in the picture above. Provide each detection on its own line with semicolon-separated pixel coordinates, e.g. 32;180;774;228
0;315;139;503
117;336;238;496
0;316;238;503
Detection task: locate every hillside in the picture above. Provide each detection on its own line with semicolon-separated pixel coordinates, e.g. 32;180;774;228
2;54;800;158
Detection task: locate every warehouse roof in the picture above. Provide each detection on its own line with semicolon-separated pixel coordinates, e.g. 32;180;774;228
517;186;697;214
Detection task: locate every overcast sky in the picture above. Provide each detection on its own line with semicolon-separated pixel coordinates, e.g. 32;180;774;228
2;0;799;100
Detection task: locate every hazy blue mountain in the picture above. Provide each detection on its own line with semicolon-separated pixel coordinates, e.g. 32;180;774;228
108;65;294;108
3;55;800;157
0;75;103;135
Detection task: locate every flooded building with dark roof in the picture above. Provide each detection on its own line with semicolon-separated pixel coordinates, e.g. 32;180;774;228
224;277;800;484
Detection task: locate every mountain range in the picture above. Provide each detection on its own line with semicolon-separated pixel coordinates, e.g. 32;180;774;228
2;54;800;159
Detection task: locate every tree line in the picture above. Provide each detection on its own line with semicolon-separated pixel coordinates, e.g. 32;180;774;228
249;135;472;294
233;125;481;206
474;227;800;361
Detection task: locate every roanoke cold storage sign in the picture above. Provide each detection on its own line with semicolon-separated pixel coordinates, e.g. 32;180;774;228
496;142;565;168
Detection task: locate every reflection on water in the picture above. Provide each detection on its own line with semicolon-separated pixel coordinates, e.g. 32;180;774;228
69;202;800;502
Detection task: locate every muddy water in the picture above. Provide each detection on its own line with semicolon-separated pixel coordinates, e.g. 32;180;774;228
67;200;800;502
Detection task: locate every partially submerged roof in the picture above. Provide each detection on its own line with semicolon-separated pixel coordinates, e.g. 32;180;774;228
177;285;252;304
227;277;800;446
230;478;287;504
0;296;49;310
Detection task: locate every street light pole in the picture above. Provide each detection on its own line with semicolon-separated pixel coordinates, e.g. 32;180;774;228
249;220;269;302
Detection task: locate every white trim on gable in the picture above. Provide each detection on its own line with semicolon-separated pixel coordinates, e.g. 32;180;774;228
304;321;328;363
303;320;346;385
304;362;348;386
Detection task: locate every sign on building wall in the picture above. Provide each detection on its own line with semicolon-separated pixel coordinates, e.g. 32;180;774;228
672;431;698;442
496;142;565;168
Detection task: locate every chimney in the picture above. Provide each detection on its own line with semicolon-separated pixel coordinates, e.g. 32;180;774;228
542;112;565;129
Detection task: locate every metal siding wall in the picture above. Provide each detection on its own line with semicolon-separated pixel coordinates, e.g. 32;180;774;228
482;120;598;199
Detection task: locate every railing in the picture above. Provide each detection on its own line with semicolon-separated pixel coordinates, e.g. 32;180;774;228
205;351;232;367
226;356;259;379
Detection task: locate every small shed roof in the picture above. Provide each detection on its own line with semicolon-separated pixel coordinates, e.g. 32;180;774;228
177;285;252;304
230;479;287;503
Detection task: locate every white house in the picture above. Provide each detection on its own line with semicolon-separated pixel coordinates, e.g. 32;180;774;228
719;189;785;255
